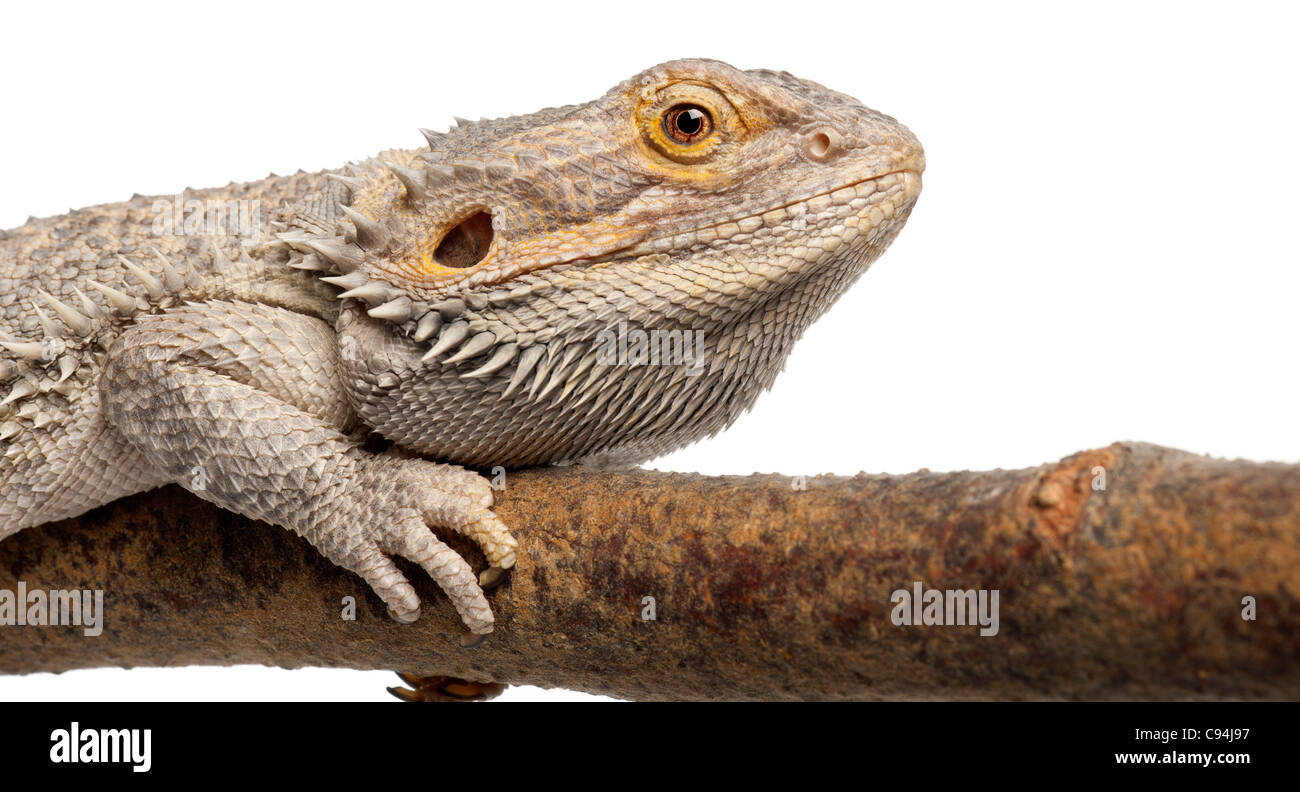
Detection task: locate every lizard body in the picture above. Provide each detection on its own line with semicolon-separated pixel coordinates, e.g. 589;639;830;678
0;59;923;635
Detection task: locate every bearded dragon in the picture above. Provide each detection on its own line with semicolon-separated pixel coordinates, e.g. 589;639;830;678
0;59;924;637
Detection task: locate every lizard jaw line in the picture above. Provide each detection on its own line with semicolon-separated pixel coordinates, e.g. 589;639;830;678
602;167;921;264
695;167;920;236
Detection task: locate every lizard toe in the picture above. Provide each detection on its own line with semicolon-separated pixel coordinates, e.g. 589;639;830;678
387;523;494;634
355;545;421;623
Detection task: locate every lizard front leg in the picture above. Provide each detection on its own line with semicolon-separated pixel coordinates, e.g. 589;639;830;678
99;299;515;634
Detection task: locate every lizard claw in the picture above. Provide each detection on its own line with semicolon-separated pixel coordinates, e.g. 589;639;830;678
478;565;510;590
459;632;490;648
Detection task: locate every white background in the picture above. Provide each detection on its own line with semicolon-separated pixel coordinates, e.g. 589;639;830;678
1;1;1296;701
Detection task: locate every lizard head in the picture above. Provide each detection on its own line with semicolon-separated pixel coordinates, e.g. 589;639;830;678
305;59;924;467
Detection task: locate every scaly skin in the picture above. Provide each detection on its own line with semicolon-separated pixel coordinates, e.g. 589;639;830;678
0;59;924;635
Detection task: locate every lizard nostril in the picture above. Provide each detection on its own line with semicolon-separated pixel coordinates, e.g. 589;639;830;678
805;130;838;161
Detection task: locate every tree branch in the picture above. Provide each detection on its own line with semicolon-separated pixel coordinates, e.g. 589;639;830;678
2;442;1298;700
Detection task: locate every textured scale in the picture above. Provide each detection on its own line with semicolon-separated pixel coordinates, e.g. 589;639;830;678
0;59;924;635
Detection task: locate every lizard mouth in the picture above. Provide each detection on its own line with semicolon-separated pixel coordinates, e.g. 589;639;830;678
705;168;920;233
612;167;922;262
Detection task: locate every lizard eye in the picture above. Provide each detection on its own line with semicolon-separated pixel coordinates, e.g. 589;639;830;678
637;82;741;165
662;104;713;144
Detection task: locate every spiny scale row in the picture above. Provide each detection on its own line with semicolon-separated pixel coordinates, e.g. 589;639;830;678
1;243;233;412
307;144;528;382
327;135;521;214
301;228;530;382
297;216;603;396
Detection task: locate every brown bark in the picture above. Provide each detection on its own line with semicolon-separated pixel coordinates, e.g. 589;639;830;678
1;442;1298;700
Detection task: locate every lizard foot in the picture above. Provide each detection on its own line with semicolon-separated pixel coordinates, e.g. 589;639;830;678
387;672;507;702
329;454;519;635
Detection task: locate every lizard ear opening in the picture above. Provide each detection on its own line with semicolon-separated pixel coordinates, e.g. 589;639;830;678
434;211;494;269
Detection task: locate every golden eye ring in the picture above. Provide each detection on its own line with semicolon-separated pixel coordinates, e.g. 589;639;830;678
637;83;740;165
662;104;713;145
